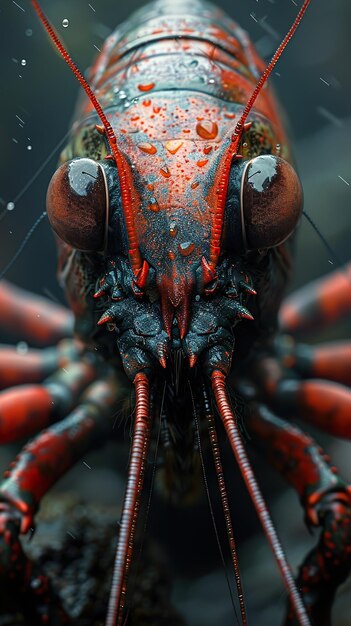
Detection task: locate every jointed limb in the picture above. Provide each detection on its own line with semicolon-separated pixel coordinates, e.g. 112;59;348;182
0;372;128;624
0;280;73;345
280;263;351;338
245;403;351;626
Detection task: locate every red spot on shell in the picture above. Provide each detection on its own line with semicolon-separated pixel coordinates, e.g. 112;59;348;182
204;145;212;154
191;181;199;189
224;112;236;119
147;183;154;191
143;99;151;106
168;251;175;260
165;140;183;154
197;159;208;168
138;83;155;92
153;106;161;113
196;120;218;140
138;143;157;155
169;222;178;237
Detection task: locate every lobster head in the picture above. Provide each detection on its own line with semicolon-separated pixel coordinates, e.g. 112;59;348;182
46;95;302;380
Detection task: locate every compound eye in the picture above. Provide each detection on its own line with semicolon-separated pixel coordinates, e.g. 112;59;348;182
241;155;302;250
46;157;109;251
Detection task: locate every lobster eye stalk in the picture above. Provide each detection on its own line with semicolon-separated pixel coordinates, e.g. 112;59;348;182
46;158;110;251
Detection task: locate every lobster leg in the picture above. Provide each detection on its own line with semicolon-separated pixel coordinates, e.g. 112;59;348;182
0;373;126;625
274;378;351;439
279;263;351;338
245;403;351;626
0;339;77;389
286;340;351;387
248;345;351;438
0;280;73;345
0;358;96;444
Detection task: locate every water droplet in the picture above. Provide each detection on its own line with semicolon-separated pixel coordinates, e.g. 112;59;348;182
119;91;127;100
27;145;32;150
138;83;155;92
179;242;195;256
25;28;33;37
62;18;69;28
208;78;215;84
196;120;218;140
16;341;28;355
243;142;248;148
148;198;160;212
169;222;178;237
138;142;157;155
165;140;183;154
160;166;171;178
21;59;27;66
6;202;15;211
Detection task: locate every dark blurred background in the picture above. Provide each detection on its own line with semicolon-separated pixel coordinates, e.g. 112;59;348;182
0;1;351;625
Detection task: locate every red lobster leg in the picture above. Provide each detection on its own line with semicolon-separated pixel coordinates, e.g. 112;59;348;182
0;374;124;624
245;404;351;626
275;379;351;439
289;340;351;387
280;263;351;337
0;280;73;346
0;339;76;390
0;359;95;444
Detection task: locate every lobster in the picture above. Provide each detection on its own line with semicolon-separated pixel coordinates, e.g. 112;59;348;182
1;0;351;624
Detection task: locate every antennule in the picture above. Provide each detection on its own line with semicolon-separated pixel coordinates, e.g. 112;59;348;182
211;370;312;626
203;384;247;625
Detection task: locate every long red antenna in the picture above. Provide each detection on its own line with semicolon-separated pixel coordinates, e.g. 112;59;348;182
209;0;312;269
233;0;312;140
211;370;312;626
30;0;142;274
106;372;151;626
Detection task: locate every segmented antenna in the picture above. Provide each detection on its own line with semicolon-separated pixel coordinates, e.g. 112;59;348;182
233;0;312;140
30;0;142;274
211;370;312;626
209;0;313;270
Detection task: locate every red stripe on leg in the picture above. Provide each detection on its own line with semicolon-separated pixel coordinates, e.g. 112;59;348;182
0;346;58;389
0;375;124;530
277;379;351;439
299;342;351;387
280;263;351;337
0;386;54;444
0;280;73;345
